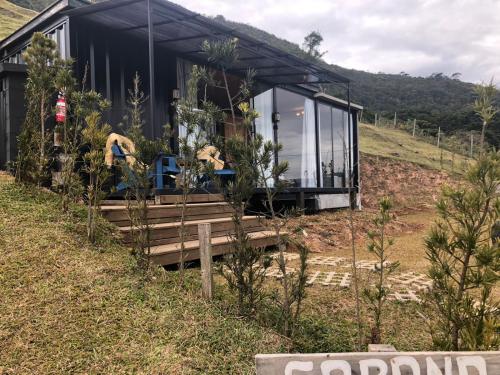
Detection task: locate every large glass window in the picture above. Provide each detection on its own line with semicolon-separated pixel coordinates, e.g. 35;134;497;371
319;103;353;188
253;88;274;187
275;88;317;188
319;103;333;187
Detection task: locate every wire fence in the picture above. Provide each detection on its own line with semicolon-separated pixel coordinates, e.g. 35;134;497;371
365;112;481;159
357;112;488;174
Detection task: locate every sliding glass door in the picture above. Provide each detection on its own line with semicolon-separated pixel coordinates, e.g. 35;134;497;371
275;88;317;188
319;102;352;188
253;88;356;190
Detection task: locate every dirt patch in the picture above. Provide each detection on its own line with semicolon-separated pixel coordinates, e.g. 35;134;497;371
288;155;451;255
360;153;454;211
289;209;424;254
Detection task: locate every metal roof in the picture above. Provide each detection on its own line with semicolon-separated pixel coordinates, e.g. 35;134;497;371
314;92;363;111
62;0;350;86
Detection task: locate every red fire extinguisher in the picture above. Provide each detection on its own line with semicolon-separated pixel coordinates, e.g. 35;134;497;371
55;93;66;123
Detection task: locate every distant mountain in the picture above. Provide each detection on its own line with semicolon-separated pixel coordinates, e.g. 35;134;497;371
5;1;499;146
212;15;499;147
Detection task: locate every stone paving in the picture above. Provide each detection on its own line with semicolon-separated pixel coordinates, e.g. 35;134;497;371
266;252;433;303
306;271;351;288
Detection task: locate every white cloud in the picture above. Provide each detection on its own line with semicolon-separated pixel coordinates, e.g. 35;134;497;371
169;0;500;83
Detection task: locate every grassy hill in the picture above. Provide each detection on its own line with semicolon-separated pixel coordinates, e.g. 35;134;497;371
359;123;469;173
0;0;36;39
8;0;54;12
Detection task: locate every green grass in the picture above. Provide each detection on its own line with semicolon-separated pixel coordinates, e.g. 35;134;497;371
360;123;470;173
0;0;36;40
0;178;285;374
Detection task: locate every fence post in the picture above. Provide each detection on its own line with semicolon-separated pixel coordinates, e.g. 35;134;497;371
412;119;416;137
374;113;378;127
470;133;474;158
198;223;213;299
393;112;397;127
437;127;441;148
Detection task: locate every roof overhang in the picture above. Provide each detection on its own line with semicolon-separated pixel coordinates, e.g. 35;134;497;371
0;62;27;78
314;92;363;111
62;0;349;87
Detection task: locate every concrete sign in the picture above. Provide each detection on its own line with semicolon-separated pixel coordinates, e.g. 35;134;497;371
255;352;500;375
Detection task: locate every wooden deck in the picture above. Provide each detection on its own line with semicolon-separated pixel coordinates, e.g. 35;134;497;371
101;195;278;266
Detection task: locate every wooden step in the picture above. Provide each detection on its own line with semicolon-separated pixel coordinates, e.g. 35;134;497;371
120;216;262;246
101;202;234;227
101;199;155;206
149;230;279;266
157;193;225;205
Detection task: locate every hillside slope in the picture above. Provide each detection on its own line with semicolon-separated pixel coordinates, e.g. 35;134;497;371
0;177;285;374
359;123;469;173
0;0;35;39
358;123;461;210
8;0;53;12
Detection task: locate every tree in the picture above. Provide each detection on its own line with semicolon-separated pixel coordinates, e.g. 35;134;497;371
175;65;218;286
425;152;500;350
82;111;111;243
302;31;327;59
220;122;271;316
202;38;254;132
55;65;105;212
363;197;399;344
473;79;498;153
249;108;309;337
16;32;65;185
120;73;169;272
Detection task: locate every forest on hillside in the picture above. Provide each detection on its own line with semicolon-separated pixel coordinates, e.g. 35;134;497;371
7;0;500;146
213;15;500;147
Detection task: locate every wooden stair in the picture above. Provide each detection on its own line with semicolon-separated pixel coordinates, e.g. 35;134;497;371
101;195;279;266
119;216;262;246
149;230;278;266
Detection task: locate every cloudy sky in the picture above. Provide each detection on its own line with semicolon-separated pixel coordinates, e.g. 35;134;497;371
170;0;500;83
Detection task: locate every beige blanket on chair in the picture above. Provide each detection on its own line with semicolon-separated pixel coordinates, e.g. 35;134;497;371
197;145;224;170
104;133;136;167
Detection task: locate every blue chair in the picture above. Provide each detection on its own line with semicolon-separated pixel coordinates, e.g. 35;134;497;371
154;153;181;190
111;143;132;191
111;145;180;192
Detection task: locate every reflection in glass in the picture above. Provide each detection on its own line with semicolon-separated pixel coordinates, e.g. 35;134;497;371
253;89;274;187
